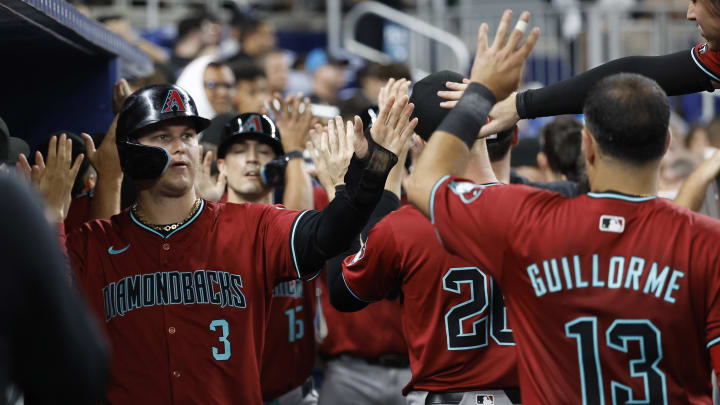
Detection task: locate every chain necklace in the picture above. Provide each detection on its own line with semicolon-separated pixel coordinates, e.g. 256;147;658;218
132;198;202;232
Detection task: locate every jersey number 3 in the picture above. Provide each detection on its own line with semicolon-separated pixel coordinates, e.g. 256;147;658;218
442;267;513;350
210;319;231;361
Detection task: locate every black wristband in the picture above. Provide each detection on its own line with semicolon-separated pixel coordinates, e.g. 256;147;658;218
283;150;304;162
436;82;497;149
516;90;529;119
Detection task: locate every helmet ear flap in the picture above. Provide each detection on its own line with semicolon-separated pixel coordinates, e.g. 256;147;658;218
118;142;170;180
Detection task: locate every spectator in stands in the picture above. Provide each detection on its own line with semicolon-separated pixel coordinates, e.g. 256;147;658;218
686;123;712;155
229;61;269;114
537;116;583;182
311;63;346;106
176;57;236;119
171;10;222;72
100;15;170;64
706;117;720;149
261;49;291;95
228;13;277;64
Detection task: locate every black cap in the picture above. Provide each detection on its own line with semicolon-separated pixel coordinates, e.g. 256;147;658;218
0;117;29;164
218;113;283;158
410;70;465;141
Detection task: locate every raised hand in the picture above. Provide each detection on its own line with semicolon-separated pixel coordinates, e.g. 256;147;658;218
469;10;539;101
378;78;410;110
269;92;314;152
438;80;521;138
112;78;133;115
438;78;470;109
80;117;122;180
370;95;418;156
307;117;355;196
17;134;84;222
195;146;226;202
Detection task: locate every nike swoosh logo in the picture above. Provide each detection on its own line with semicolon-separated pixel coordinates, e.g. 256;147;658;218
108;244;131;255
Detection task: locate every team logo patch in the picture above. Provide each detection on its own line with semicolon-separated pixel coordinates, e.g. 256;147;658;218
241;114;264;133
161;89;186;113
476;394;494;405
448;181;485;204
599;215;625;233
700;43;708;54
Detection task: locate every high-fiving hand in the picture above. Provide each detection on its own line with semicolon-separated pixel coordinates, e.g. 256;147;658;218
16;134;84;223
307;117;355;196
469;10;539;102
370;95;418;157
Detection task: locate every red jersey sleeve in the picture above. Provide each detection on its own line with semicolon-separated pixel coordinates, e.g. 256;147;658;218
691;42;720;82
430;175;528;282
705;255;720;350
254;204;306;285
341;216;401;301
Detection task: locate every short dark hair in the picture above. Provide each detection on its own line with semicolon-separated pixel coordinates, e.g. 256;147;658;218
228;61;265;82
583;73;669;164
540;116;583;181
487;127;516;162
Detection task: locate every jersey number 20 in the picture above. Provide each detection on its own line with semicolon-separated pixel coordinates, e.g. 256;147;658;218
442;267;513;350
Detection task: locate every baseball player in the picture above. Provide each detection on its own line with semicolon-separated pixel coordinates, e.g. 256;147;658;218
312;116;412;404
437;0;720;138
408;10;720;404
327;73;519;405
24;83;409;404
210;99;318;403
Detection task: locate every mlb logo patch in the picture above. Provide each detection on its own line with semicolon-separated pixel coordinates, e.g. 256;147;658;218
700;43;708;54
476;394;494;405
599;215;625;233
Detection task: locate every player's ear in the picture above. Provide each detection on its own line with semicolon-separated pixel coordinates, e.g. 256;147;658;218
217;158;226;173
664;130;671;154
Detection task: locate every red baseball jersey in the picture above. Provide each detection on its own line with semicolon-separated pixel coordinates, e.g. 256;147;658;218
261;279;316;400
314;185;407;360
342;205;518;395
260;186;327;399
692;42;720;82
65;200;309;404
431;175;720;404
65;194;91;233
318;273;407;358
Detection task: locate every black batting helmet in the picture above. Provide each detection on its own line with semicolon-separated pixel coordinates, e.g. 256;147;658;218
217;113;283;159
116;84;211;180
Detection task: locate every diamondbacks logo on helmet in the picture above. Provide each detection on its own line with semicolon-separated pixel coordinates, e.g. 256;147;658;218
162;90;186;113
240;114;263;133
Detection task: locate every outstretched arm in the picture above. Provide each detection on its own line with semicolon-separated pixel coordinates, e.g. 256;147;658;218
407;10;539;217
292;94;416;278
674;150;720;212
440;50;712;137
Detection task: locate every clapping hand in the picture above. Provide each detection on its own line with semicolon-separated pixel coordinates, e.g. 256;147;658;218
16;134;84;222
307;117;355;200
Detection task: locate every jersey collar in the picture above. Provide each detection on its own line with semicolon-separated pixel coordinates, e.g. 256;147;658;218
129;199;206;239
587;190;656;202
